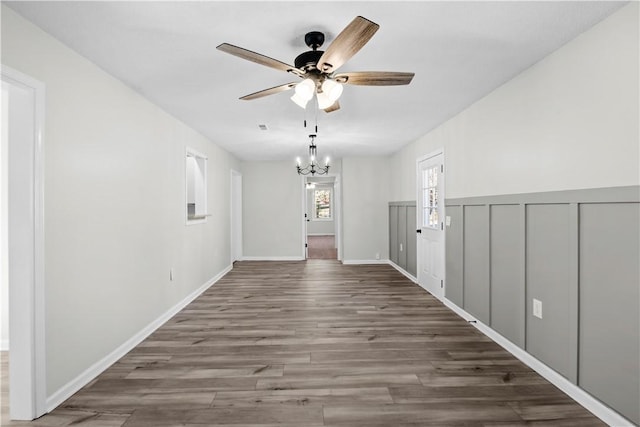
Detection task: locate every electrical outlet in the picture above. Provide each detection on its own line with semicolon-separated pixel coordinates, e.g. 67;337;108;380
375;252;380;260
533;298;542;319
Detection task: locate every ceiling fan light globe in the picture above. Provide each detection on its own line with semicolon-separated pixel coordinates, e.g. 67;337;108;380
291;92;309;109
295;78;315;100
322;79;343;102
316;91;334;109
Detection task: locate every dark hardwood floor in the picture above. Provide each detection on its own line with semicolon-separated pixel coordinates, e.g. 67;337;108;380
3;260;605;426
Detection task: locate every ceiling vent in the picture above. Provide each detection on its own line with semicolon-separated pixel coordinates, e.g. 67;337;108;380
258;124;268;131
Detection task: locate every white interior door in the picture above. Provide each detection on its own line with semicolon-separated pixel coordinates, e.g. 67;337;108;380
417;151;445;300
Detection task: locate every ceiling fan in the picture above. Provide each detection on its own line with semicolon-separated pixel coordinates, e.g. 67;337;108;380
217;16;414;113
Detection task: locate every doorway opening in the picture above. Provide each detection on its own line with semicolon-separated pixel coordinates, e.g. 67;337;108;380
302;175;341;260
1;66;47;421
1;76;10;424
230;170;242;263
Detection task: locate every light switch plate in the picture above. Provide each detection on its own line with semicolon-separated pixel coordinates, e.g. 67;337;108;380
446;216;451;226
533;298;542;319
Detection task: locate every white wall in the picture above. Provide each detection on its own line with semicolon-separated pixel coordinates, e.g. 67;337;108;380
390;2;639;201
1;5;239;397
241;161;303;259
342;157;390;262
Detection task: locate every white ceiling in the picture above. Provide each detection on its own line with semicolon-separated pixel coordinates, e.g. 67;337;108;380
6;1;625;161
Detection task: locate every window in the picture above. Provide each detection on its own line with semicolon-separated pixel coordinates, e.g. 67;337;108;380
186;148;207;224
314;188;332;220
422;165;439;228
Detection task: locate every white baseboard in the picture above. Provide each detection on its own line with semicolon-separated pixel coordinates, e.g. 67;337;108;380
306;233;335;236
46;264;233;412
442;298;635;427
241;256;305;261
342;259;389;265
387;261;418;283
0;339;8;351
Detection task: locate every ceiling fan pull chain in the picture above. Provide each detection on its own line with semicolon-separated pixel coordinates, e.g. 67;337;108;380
304;103;308;128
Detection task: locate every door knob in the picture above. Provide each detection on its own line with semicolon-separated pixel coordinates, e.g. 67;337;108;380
416;229;422;234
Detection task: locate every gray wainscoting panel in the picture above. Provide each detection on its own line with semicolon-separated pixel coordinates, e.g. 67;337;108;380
389;205;398;265
389;202;417;277
445;205;464;306
463;205;490;324
525;204;576;382
490;204;525;348
444;186;639;422
398;205;407;269
447;185;639;206
579;203;640;425
406;206;417;277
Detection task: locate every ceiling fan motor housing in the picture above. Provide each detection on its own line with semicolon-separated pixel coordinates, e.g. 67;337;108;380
295;31;326;71
305;31;324;50
294;49;324;71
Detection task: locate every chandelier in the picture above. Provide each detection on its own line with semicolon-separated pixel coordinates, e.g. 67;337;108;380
296;134;330;176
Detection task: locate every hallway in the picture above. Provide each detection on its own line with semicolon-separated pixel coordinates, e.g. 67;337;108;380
4;261;604;426
307;235;338;259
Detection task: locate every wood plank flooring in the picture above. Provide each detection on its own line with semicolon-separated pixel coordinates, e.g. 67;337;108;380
1;351;9;426
307;236;337;259
3;260;605;426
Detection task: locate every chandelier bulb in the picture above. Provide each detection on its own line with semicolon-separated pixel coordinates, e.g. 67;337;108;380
295;134;330;176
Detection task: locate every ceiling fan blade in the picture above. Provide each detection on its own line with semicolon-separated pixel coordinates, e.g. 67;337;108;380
217;43;305;77
239;82;297;100
334;71;414;86
324;101;340;113
317;16;379;74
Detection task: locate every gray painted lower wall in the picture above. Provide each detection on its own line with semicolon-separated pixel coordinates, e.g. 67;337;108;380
445;206;464;307
389;201;417;277
525;203;577;382
445;186;639;425
490;204;525;348
579;202;639;423
463;205;490;324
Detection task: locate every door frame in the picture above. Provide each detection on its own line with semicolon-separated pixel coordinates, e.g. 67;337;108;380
416;148;445;301
301;176;308;259
1;65;47;419
230;169;242;262
300;173;342;261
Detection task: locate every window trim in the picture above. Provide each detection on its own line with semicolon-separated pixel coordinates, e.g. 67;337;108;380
421;165;440;229
313;187;333;221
